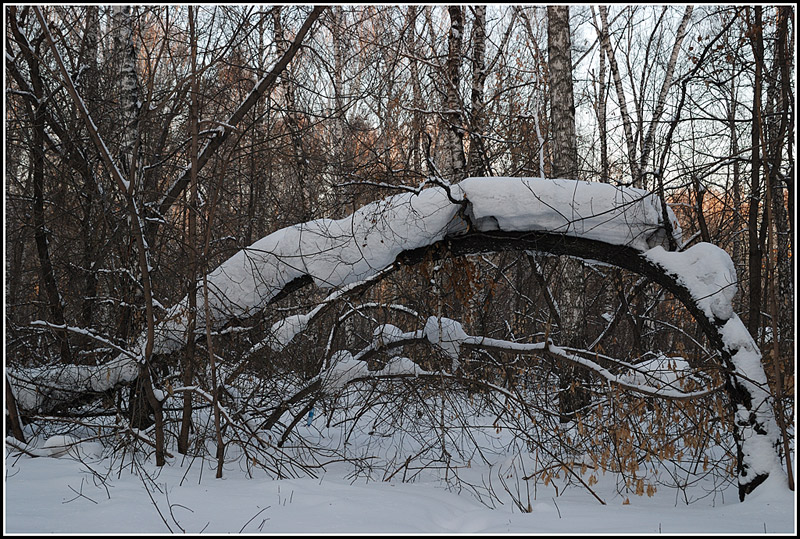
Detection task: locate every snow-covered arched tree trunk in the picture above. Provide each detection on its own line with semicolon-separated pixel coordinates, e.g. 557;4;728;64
439;230;785;501
10;177;785;500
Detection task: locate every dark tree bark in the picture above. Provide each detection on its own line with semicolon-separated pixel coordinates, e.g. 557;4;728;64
6;376;27;443
767;6;793;356
746;7;763;339
79;6;101;333
178;5;200;456
9;8;74;364
152;6;325;238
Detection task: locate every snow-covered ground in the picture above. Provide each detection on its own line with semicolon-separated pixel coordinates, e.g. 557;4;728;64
4;439;795;534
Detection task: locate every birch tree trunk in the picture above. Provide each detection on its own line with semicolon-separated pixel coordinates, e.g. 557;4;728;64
595;39;609;182
467;6;488;177
406;6;425;175
637;6;693;179
546;6;591;421
547;5;578;179
34;5;165;465
596;6;640;185
445;6;466;181
113;6;141;177
331;6;346;185
111;6;143;348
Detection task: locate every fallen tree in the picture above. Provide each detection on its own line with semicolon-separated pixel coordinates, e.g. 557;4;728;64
8;176;787;500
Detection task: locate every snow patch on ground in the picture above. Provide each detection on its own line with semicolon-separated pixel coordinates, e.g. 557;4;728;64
4;451;795;534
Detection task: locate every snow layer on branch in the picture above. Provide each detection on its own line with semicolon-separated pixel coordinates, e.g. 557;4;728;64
719;316;782;479
621;354;694;389
151;177;681;355
321;351;369;391
151;186;459;353
14;177;685;412
645;243;783;480
39;435;103;459
645;243;737;322
10;355;140;413
424;316;468;363
644;243;764;389
460;177;682;251
373;324;406;353
377;356;426;377
268;313;313;351
319;350;426;393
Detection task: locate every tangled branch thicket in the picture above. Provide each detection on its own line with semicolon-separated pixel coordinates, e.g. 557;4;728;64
7;246;751;506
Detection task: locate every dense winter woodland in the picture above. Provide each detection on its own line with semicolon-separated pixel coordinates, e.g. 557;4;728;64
4;5;796;533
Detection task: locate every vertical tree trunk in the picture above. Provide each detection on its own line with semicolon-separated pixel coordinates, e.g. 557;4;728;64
6;376;27;442
274;7;310;219
467;6;488;177
9;7;73;363
547;5;578;180
113;5;141;176
112;5;142;351
758;6;793;492
35;4;165;464
637;6;693;181
179;5;200;455
80;6;100;333
445;6;466;181
546;6;591;422
746;7;763;339
246;12;266;246
112;6;164;461
768;6;793;357
331;6;346;185
728;57;744;312
406;6;425;175
596;42;609;182
32;113;72;361
597;6;640;185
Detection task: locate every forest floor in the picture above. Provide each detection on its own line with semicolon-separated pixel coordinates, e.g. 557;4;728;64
4;426;795;534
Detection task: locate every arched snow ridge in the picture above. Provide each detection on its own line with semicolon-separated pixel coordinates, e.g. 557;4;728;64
10;176;784;500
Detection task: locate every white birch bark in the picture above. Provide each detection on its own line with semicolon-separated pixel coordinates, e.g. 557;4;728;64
112;5;141;176
637;6;693;179
547;5;578;179
467;5;487;177
445;6;466;181
596;6;640;185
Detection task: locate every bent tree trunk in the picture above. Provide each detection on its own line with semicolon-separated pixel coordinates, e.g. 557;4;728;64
439;231;783;501
10;178;785;500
